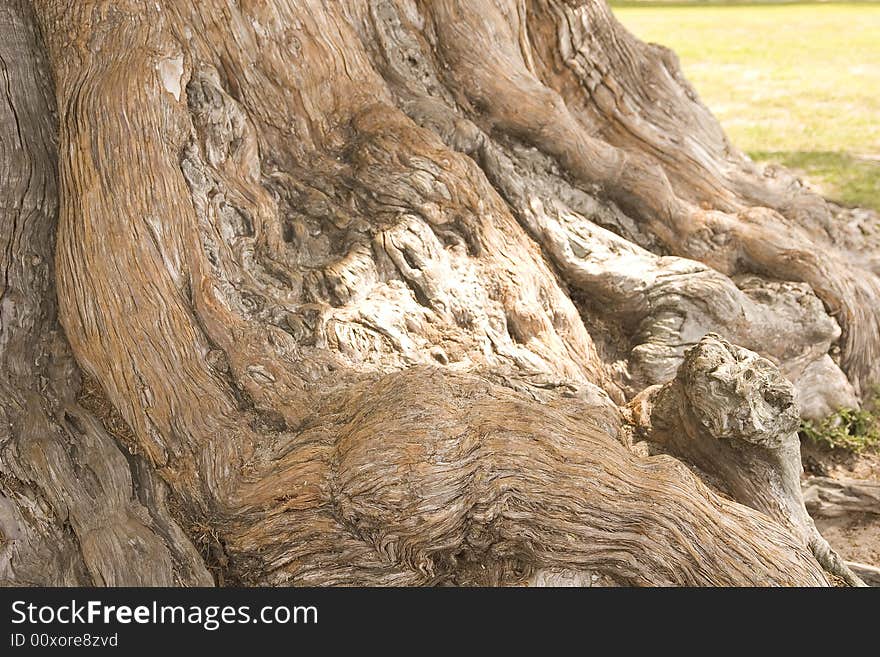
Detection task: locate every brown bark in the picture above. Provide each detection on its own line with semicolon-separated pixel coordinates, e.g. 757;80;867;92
0;0;210;585
2;0;877;586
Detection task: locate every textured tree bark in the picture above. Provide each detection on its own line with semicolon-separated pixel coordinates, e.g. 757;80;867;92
2;0;877;586
0;0;211;585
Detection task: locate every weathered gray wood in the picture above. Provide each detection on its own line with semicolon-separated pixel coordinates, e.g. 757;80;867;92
847;561;880;587
804;477;880;518
630;335;863;585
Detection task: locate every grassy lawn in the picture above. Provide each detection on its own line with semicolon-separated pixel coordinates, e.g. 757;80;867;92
610;2;880;210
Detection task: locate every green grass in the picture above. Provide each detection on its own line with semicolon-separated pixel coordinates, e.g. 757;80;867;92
611;2;880;209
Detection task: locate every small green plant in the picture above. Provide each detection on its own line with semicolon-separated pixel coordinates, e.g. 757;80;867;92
800;406;880;453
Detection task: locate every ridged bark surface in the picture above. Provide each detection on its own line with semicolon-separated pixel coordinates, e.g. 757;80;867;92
3;0;878;586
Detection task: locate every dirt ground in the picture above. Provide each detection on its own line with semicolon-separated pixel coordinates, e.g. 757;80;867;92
801;442;880;581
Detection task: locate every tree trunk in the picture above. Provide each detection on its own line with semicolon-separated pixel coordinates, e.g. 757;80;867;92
2;0;876;586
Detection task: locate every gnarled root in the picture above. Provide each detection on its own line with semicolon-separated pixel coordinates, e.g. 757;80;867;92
630;334;865;586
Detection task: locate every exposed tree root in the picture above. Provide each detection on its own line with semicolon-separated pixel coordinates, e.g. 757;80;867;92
2;0;877;585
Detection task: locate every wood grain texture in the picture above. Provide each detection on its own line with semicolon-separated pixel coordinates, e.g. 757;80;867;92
2;0;877;586
0;0;210;585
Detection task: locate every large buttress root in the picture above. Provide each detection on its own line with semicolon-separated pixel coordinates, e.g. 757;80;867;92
0;0;210;585
362;0;861;415
3;0;874;585
231;367;826;586
421;0;880;395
